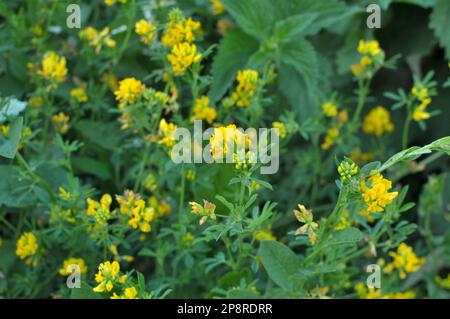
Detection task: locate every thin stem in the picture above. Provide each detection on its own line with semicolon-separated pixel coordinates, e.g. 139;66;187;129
351;80;371;131
402;112;412;149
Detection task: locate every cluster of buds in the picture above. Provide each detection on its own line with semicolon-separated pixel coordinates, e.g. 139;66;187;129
338;159;359;182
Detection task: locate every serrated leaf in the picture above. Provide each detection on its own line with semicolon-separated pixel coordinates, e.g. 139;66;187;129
274;13;318;43
430;0;450;60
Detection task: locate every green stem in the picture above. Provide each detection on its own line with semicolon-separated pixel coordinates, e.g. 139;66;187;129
178;166;186;225
134;143;150;193
351;80;371;130
402;112;412;149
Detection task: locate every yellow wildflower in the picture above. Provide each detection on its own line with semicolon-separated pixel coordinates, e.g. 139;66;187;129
360;170;398;213
362;106;394;136
321;128;339;150
386;243;426;279
59;258;88;276
135;19;156;45
111;286;138;299
52;112;70;134
79;26;116;53
162;10;201;48
272;121;286;138
157;118;177;147
86;194;112;224
148;196;172;218
357;40;382;56
16;232;38;265
231;70;259;107
254;230;276;241
189;200;216;225
70;87;88;103
127;199;155;233
93;261;124;293
104;0;127;5
293;204;318;244
322;102;338;117
192;96;217;124
167;42;202;76
411;85;432;122
114;77;146;106
37;51;67;83
28;96;43;108
211;0;225;15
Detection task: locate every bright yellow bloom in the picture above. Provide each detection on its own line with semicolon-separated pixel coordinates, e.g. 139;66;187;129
148;196;172;218
70;87;88;103
111;286;138;299
362;106;394;136
357;40;382;56
293;204;318;244
114;78;146;106
334;210;352;231
52;112;70;134
321;128;339;150
104;0;127;5
59;258;88;276
93;261;124;293
272;121;286;138
210;0;225;15
161;11;201;48
360;170;398;213
411;86;432;122
383;291;416;299
254;230;276;241
38;51;67;83
231;70;259;107
386;243;426;279
209;124;250;160
355;283;382;299
135;19;156;44
167;42;202;76
86;194;112;224
128;200;155;233
322;102;338;117
192;96;217;124
158;118;177;147
189;200;216;225
16;232;38;265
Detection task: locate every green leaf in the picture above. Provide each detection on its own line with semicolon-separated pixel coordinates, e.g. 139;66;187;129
430;0;450;60
331;227;363;245
75;120;123;151
259;240;301;291
274;13;318;43
0;116;22;159
70;282;101;299
209;30;259;102
221;0;274;41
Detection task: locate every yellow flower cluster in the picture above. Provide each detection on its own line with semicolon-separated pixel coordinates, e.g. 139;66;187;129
162;12;201;48
52;112;70;134
148;196;172;218
355;283;416;299
384;243;426;279
322;101;338;117
16;232;38;265
59;258;88;276
210;0;225;15
362;106;394;136
272;121;286;138
158;118;178;147
209;124;249;160
167;42;202;76
135;19;156;45
93;261;127;293
116;191;156;233
37;51;67;83
87;194;113;224
192;96;217;124
231;70;259;107
411;85;432;122
114;77;146;107
293;204;318;244
360;170;398;213
70;87;88;103
104;0;127;6
189;200;216;225
28;96;44;108
321;128;339;150
79;26;116;54
111;286;138;299
351;40;384;77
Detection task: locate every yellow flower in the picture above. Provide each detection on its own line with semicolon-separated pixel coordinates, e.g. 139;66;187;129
86;194;112;224
210;0;225;15
183;232;194;242
254;230;276;241
167;42;202;76
59;186;71;201
293;204;318;244
114;77;146;106
357;40;382;56
189;200;216;225
79;26;116;53
386;243;426;279
156;118;177;147
231;70;259;107
349;148;375;165
111;286;138;299
104;0;127;5
334;210;352;231
128;199;155;233
93;261;122;293
135;19;156;44
383;291;416;299
161;11;201;48
37;51;67;83
59;258;88;276
192;96;217;124
272;121;286;138
321;128;339;150
16;232;38;265
411;86;432;122
52;112;70;134
362;106;394;136
322;102;338;117
101;73;118;91
148;196;172;218
355;283;382;299
70;87;88;103
1;125;10;136
360;170;398;213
